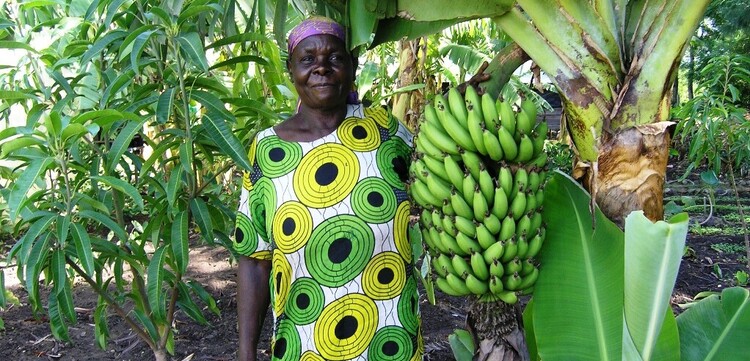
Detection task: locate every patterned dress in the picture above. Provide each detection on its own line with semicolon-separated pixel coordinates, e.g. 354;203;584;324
234;104;423;361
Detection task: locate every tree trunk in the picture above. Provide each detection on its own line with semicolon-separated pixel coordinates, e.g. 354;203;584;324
576;122;673;228
392;38;425;131
467;300;529;361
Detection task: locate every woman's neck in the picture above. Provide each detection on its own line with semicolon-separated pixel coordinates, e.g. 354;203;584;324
274;104;349;142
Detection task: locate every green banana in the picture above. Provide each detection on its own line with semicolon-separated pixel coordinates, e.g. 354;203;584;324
481;93;500;134
442;201;455;216
500;238;518;263
441;111;477;152
447;87;468;126
430;209;443;229
472;186;488;222
521;258;536;276
441;214;458;237
431;256;448;277
423;104;447;133
503;272;523;291
497;126;518;161
465;273;489;295
531;152;548;168
483;241;505;264
515;213;531;238
528;211;543;237
450;189;474;220
531;121;548;158
498;214;516;242
454;215;477;238
496;99;516;136
505;257;523;275
498;167;513;198
489;275;504;294
491;185;509;220
495;289;518;304
467;110;487;156
535;188;545;210
526;231;543;259
456;231;482;255
514;133;535;163
410;178;441;208
520;97;538;122
443;154;465;191
451;254;473;278
489;259;505;278
445;273;472;295
462;171;477;202
517;267;539;290
422;153;450;182
415;133;444;160
422;120;460;156
423;170;452;203
510;168;528;201
524;189;537;215
509;190;527;221
429;227;450;254
433;94;451;125
460;150;482;181
439;230;468;256
527;170;540;194
422;227;439;254
470;251;490;281
436;253;457;276
516;234;529;259
515;108;534;137
436;276;467;296
464;85;482;115
420;209;433;227
483;213;502;235
482;126;504;161
478;166;495;202
475;223;496;249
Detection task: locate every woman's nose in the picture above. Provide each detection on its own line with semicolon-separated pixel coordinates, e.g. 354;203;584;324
313;58;332;75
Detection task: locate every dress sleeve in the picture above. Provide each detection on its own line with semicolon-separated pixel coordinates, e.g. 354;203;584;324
233;135;273;260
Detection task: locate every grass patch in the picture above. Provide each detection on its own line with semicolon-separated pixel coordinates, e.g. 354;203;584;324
710;242;746;254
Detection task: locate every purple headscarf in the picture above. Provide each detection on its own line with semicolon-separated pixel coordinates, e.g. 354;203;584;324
287;16;347;55
287;16;359;105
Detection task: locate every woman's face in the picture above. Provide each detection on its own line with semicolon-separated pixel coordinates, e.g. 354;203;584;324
288;34;353;111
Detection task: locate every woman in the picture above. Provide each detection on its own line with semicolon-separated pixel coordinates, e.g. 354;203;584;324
235;17;422;361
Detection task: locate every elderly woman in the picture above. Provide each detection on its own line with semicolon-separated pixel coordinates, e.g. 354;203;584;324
234;17;422;361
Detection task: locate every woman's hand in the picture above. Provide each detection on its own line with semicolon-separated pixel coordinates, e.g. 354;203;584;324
455;61;491;95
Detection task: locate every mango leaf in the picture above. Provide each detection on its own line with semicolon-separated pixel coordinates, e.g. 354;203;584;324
449;329;475;361
94;295;109;349
106;117;146;174
0;40;38;53
82;30;128;65
91;176;144;211
201;110;252;171
208;55;268;70
205;32;268;49
176;32;208;72
176;282;207;325
130;29;158;75
190;197;214;243
171;210;189;275
71;223;95;277
147;246;168;323
8;157;52;220
26;232;51;314
47;290;70;341
622;211;688;361
677;287;750;361
535;171;624;361
78;210;127;242
0;270;5;308
156;87;175;124
187;279;219;316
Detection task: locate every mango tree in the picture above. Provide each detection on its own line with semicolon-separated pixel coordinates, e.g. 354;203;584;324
303;0;710;359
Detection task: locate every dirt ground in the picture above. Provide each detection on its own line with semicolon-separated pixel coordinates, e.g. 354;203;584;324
1;163;748;361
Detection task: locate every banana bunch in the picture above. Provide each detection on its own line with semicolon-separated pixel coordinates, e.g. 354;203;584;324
409;87;549;304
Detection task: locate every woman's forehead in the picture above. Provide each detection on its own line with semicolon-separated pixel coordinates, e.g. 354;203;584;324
293;34;348;54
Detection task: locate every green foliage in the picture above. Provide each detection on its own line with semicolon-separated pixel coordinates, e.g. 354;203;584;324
710;242;745;254
0;0;295;358
676;287;750;361
526;171;688;361
449;329;475;361
674;54;750;177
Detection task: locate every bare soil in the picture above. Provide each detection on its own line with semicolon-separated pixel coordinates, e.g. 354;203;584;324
1;162;748;361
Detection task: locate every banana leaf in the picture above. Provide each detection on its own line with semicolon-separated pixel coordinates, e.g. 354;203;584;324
531;171;688;360
676;287;750;361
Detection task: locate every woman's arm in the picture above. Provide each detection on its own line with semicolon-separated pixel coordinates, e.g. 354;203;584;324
237;255;272;361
